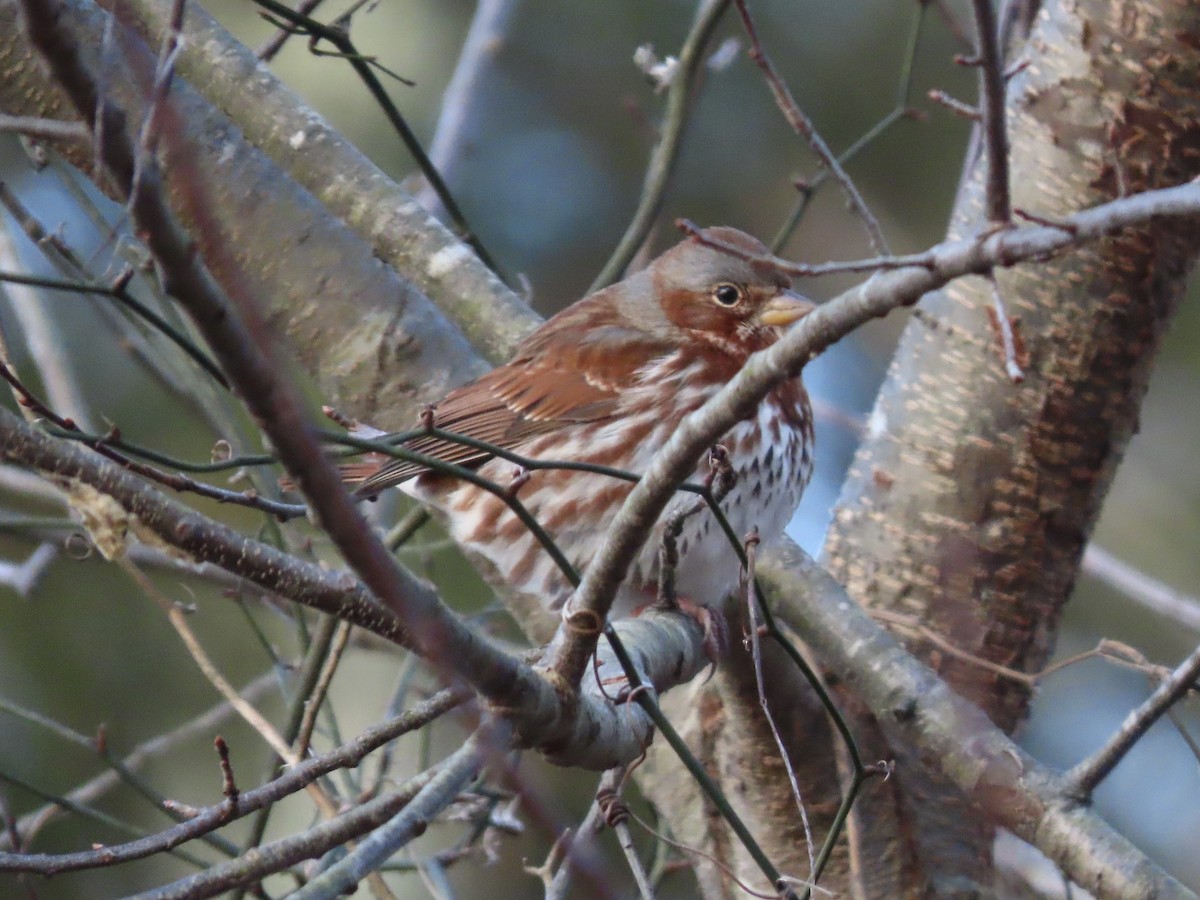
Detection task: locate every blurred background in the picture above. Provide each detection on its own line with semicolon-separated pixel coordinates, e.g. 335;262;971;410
1;0;1197;896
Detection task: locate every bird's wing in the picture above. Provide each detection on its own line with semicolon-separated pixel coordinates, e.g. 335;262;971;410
353;322;672;496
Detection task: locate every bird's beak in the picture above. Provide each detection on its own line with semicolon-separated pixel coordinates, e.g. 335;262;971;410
758;290;815;327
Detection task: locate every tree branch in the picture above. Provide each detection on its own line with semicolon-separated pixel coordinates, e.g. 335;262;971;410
757;540;1196;900
551;182;1200;685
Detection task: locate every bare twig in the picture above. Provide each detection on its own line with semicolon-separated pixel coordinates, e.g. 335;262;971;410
0;113;90;143
770;0;928;252
734;0;889;256
538;771;612;899
118;556;343;822
294;618;353;758
741;530;815;882
289;722;504;899
0;358;298;519
213;736;239;803
255;0;325;61
0;672;277;851
928;88;980;120
602;628;796;898
1067;642;1200;799
597;758;788;899
0;687;466;875
590;0;733;290
247;0;505;279
985;276;1025;382
595;773;656;900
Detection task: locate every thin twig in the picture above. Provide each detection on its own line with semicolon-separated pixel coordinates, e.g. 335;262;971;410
289;722;503;899
255;0;326;61
595;774;656;900
1067;642;1200;799
0;688;466;876
0;359;297;519
734;0;889;256
295;618;354;758
111;769;444;899
770;0;928;252
0;672;277;852
0;267;230;388
247;0;506;279
0;113;90;143
985;276;1025;382
602;628;798;899
539;770;611;899
928;88;980;120
118;557;341;823
741;530;816;883
0;770;213;870
590;0;733;290
229;612;344;898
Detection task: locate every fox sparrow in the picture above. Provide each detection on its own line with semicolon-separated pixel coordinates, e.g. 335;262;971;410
352;227;815;620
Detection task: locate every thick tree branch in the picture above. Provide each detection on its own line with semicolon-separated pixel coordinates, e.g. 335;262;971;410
17;0;540;706
0;0;490;430
0;405;714;770
757;540;1196;900
110;0;540;364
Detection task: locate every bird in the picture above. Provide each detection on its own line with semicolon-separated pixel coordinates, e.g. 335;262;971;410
347;227;815;626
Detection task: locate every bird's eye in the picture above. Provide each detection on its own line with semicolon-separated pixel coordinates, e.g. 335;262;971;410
712;283;743;307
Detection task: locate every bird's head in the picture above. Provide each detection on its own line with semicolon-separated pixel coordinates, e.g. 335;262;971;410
626;227;814;358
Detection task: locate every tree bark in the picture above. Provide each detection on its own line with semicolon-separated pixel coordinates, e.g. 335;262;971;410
819;0;1200;893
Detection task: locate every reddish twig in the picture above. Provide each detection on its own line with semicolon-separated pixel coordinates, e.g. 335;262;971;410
213;736;239;805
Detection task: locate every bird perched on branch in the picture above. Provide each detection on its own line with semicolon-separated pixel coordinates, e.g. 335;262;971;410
345;227;815;628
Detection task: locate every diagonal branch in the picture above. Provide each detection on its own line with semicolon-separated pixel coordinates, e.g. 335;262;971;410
756;540;1196;900
550;181;1200;684
0;687;466;875
1066;642;1200;799
16;0;538;706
